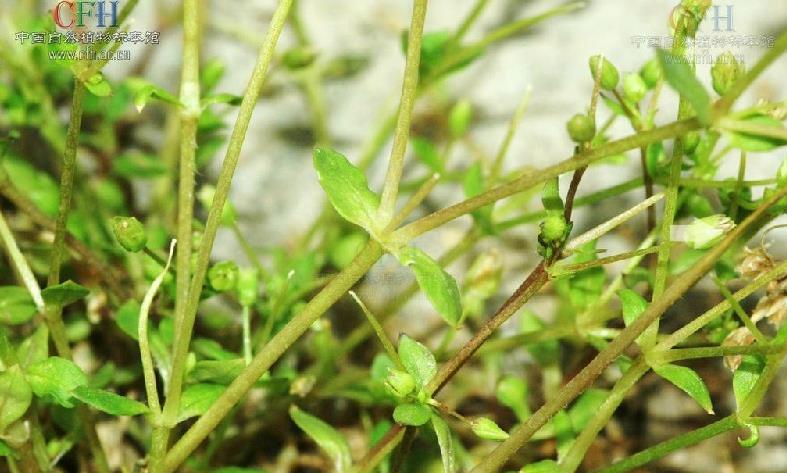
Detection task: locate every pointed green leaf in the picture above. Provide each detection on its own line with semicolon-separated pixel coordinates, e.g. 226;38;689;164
25;356;87;407
618;288;656;346
289;405;352;473
0;286;36;325
431;413;457;473
128;79;181;112
654;363;714;414
568;389;609;432
313;147;380;231
397;334;437;388
471;417;509;441
393;403;432;426
42;280;90;307
178;383;225;421
657;49;711;125
0;366;32;431
727;115;787;152
733;355;765;410
399;247;462;327
73;386;148;416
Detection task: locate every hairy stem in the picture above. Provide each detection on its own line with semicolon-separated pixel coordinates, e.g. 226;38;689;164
160;0;293;441
378;0;429;223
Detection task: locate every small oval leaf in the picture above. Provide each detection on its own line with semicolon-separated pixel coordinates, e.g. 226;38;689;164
398;247;462;327
654;363;714;414
313;147;380;232
397;334;437;388
393;403;432;426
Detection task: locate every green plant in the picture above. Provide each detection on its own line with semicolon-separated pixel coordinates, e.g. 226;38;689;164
1;0;787;472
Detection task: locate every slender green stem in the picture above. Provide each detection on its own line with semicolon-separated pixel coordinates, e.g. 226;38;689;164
593;416;739;473
469;186;787;473
41;79;111;473
566;193;664;251
560;361;650;473
162;241;382;472
350;291;401;367
661;344;782;362
161;0;293;438
549;247;661;278
45;79;85;358
656;259;787;351
151;0;203;465
452;0;489;44
490;88;531;182
718;118;787;141
428;2;586;80
140;240;176;419
378;0;429;224
386;173;440;231
715;278;767;344
0;210;45;312
394;119;700;241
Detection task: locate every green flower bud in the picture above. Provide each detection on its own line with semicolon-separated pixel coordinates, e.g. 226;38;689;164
685;215;735;250
540;214;568;243
711;52;745;96
208;261;239;292
470;417;509;441
566;114;595;143
449;100;473;138
589;55;619;91
640;58;663;89
622;73;648;103
111;216;147;252
236;268;259;306
282;46;317;70
385;369;416;398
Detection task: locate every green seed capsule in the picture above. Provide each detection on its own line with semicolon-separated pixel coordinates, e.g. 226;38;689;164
384;369;416;398
622;73;648;103
711;51;745;96
589;55;619;91
566;114;596;143
208;261;239;292
639;58;663;89
449;100;473;138
111;216;147;253
540;214;568;243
